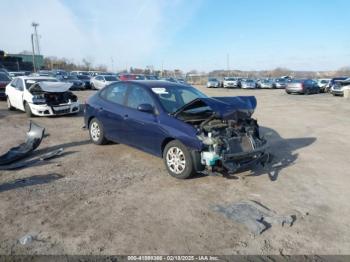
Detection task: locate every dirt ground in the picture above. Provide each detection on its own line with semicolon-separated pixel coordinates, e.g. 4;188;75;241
0;86;349;255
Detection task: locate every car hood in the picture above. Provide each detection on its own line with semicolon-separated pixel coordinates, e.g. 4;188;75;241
173;96;257;120
29;82;73;93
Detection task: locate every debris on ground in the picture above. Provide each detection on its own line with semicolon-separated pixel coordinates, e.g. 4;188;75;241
0;121;45;165
19;234;34;245
213;200;296;235
0;121;65;170
0;148;64;170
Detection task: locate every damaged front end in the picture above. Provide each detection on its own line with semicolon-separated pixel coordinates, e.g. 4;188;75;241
28;82;80;116
174;96;269;174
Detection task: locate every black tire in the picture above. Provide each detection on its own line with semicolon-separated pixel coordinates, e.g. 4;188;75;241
24;102;33;117
7;97;14;111
89;118;108;145
163;140;195;179
286;91;291;94
91;82;96;90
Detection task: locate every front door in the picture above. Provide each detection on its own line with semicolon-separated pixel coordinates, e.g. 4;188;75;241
123;84;164;155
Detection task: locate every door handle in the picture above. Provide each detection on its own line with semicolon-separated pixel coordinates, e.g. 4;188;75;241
123;114;128;119
98;107;103;111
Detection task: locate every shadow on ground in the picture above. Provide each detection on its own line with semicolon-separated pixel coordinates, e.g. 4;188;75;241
246;126;316;181
193;126;316;181
0;173;64;193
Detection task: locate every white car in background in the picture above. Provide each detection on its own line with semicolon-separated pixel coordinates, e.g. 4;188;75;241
90;75;119;90
5;76;80;117
222;77;239;88
317;78;331;93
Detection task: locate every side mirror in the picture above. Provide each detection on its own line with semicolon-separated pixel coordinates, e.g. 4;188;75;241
137;103;154;113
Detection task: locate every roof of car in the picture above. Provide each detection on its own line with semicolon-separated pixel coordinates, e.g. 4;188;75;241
15;76;57;80
127;80;187;88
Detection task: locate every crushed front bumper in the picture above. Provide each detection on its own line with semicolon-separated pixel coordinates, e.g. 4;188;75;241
29;101;80;116
221;144;269;173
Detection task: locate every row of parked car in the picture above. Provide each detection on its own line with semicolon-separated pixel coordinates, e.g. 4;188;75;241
4;69;189;91
206;76;350;96
0;68;191;117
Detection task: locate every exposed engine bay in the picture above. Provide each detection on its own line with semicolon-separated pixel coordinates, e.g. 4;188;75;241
196;117;268;173
29;82;78;106
174;96;268;174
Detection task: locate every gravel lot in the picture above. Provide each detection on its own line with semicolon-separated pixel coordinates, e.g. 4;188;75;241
0;86;349;255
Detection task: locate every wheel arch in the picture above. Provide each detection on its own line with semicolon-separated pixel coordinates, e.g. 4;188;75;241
161;137;175;156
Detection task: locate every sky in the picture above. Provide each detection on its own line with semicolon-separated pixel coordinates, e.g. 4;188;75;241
1;0;349;72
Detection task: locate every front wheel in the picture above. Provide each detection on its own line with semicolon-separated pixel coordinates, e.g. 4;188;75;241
7;97;14;110
163;140;195;179
89;118;108;145
24;102;33;117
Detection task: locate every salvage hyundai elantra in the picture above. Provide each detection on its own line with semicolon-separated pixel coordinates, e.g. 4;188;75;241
84;81;268;179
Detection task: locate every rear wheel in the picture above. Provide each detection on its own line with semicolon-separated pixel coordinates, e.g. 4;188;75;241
89;118;108;145
24;102;33;117
163;140;195;179
7;97;14;110
91;82;95;90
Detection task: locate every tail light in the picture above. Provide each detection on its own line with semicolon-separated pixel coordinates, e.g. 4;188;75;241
301;82;305;89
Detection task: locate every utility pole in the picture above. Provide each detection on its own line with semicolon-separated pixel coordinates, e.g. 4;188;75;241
31;34;36;72
226;53;230;75
31;22;40;55
161;60;164;77
111;57;114;73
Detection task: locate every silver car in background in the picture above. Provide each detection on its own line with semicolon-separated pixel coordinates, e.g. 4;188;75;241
258;79;274;88
241;79;257;89
273;78;288;89
222;77;239;88
207;77;220;88
331;78;350;96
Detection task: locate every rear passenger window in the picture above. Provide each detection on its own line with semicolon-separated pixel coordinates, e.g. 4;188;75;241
126;84;154;109
100;83;127;105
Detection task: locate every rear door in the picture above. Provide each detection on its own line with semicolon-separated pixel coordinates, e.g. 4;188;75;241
98;82;129;143
8;78;25;110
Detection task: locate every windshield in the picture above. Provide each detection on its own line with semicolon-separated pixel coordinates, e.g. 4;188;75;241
0;73;11;81
225;78;236;81
151;85;208;113
25;78;58;88
209;78;217;81
104;76;118;81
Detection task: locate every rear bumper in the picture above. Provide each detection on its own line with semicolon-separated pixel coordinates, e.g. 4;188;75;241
286;87;303;93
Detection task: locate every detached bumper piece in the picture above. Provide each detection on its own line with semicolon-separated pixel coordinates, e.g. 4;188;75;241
0;122;65;170
0;121;45;165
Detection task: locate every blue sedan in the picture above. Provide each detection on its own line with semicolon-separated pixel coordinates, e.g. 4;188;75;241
84;81;268;179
